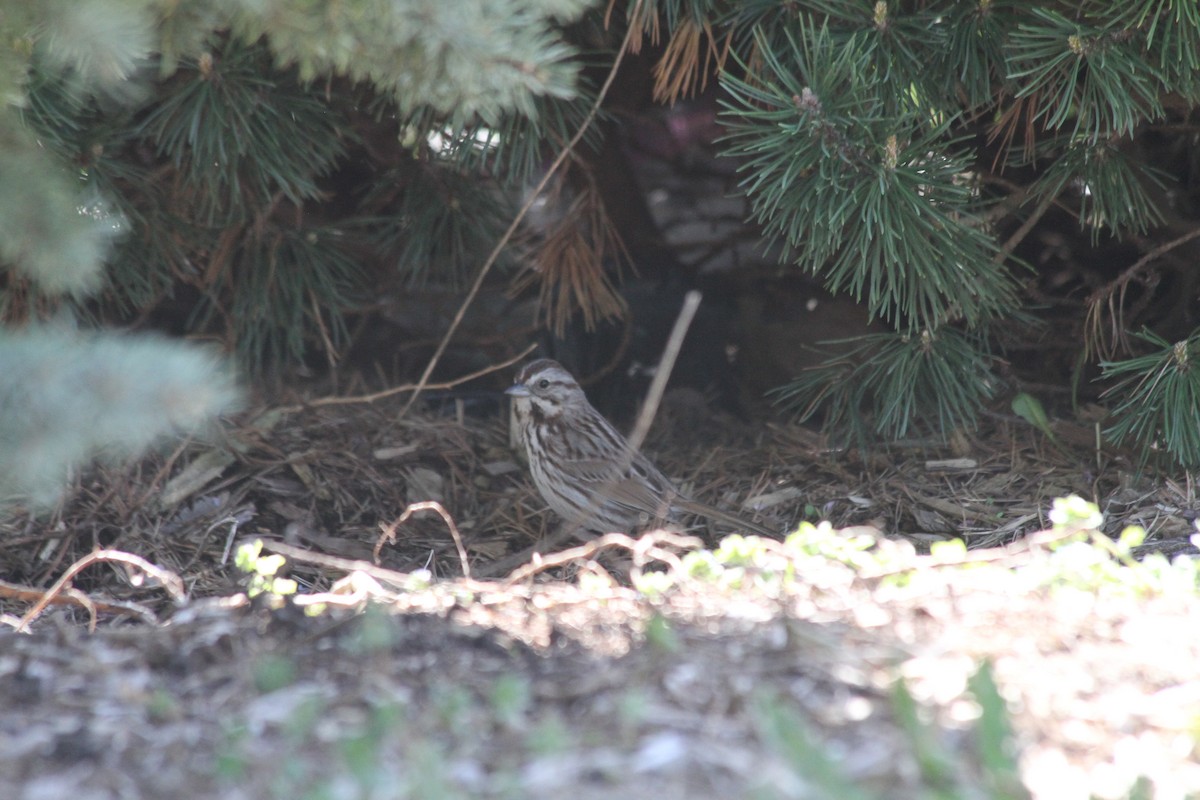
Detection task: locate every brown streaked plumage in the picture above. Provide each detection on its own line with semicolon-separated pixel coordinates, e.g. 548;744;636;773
506;358;776;536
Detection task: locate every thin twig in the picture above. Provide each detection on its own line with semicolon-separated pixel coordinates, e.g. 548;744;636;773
17;550;187;633
858;524;1099;582
375;501;471;579
290;571;395;610
1084;225;1200;357
399;1;645;418
0;581;123;624
625;290;702;455
503;530;702;583
994;190;1057;264
304;344;536;408
265;541;417;587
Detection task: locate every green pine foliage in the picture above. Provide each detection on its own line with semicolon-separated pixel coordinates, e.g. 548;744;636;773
0;0;596;506
721;23;1018;331
1101;330;1200;469
28;0;154;102
1028;138;1165;239
8;0;596;363
770;328;998;449
6;0;1200;481
0;328;239;508
135;43;348;225
368;164;514;290
679;0;1200;455
219;0;592;123
0;113;116;297
1006;7;1165;139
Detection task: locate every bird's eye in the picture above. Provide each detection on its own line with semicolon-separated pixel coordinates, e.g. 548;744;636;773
537;378;550;389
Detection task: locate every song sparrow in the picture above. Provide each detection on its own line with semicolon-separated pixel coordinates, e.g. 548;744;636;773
506;359;776;537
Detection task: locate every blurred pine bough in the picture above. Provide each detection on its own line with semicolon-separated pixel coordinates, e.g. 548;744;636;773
0;329;240;507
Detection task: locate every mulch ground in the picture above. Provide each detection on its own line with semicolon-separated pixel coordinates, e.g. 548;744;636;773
1;386;1198;799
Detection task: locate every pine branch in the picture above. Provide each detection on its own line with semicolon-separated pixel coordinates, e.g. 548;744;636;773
1007;7;1165;140
30;0;154;102
428;82;604;188
367;162;515;289
772;327;998;447
0;329;239;508
1118;0;1200;100
220;0;593;123
1030;137;1165;240
721;23;1019;331
135;42;349;226
1101;329;1200;468
0;112;115;297
509;170;629;335
236;224;364;372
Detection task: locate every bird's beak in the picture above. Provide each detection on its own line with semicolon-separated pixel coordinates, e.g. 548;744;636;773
505;383;531;398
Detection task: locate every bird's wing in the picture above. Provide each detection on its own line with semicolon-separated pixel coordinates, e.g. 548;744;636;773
565;453;679;518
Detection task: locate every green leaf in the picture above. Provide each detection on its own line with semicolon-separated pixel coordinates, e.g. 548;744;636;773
1048;496;1103;531
930;538;967;559
1117;526;1147;550
1011;392;1065;450
256;554;287;578
234;540;264;573
967;661;1027;798
753;692;879;800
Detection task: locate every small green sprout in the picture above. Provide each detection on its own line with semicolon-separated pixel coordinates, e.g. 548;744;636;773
1048;495;1103;531
235;539;298;605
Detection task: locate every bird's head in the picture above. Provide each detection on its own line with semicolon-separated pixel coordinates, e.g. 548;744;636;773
505;359;586;419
